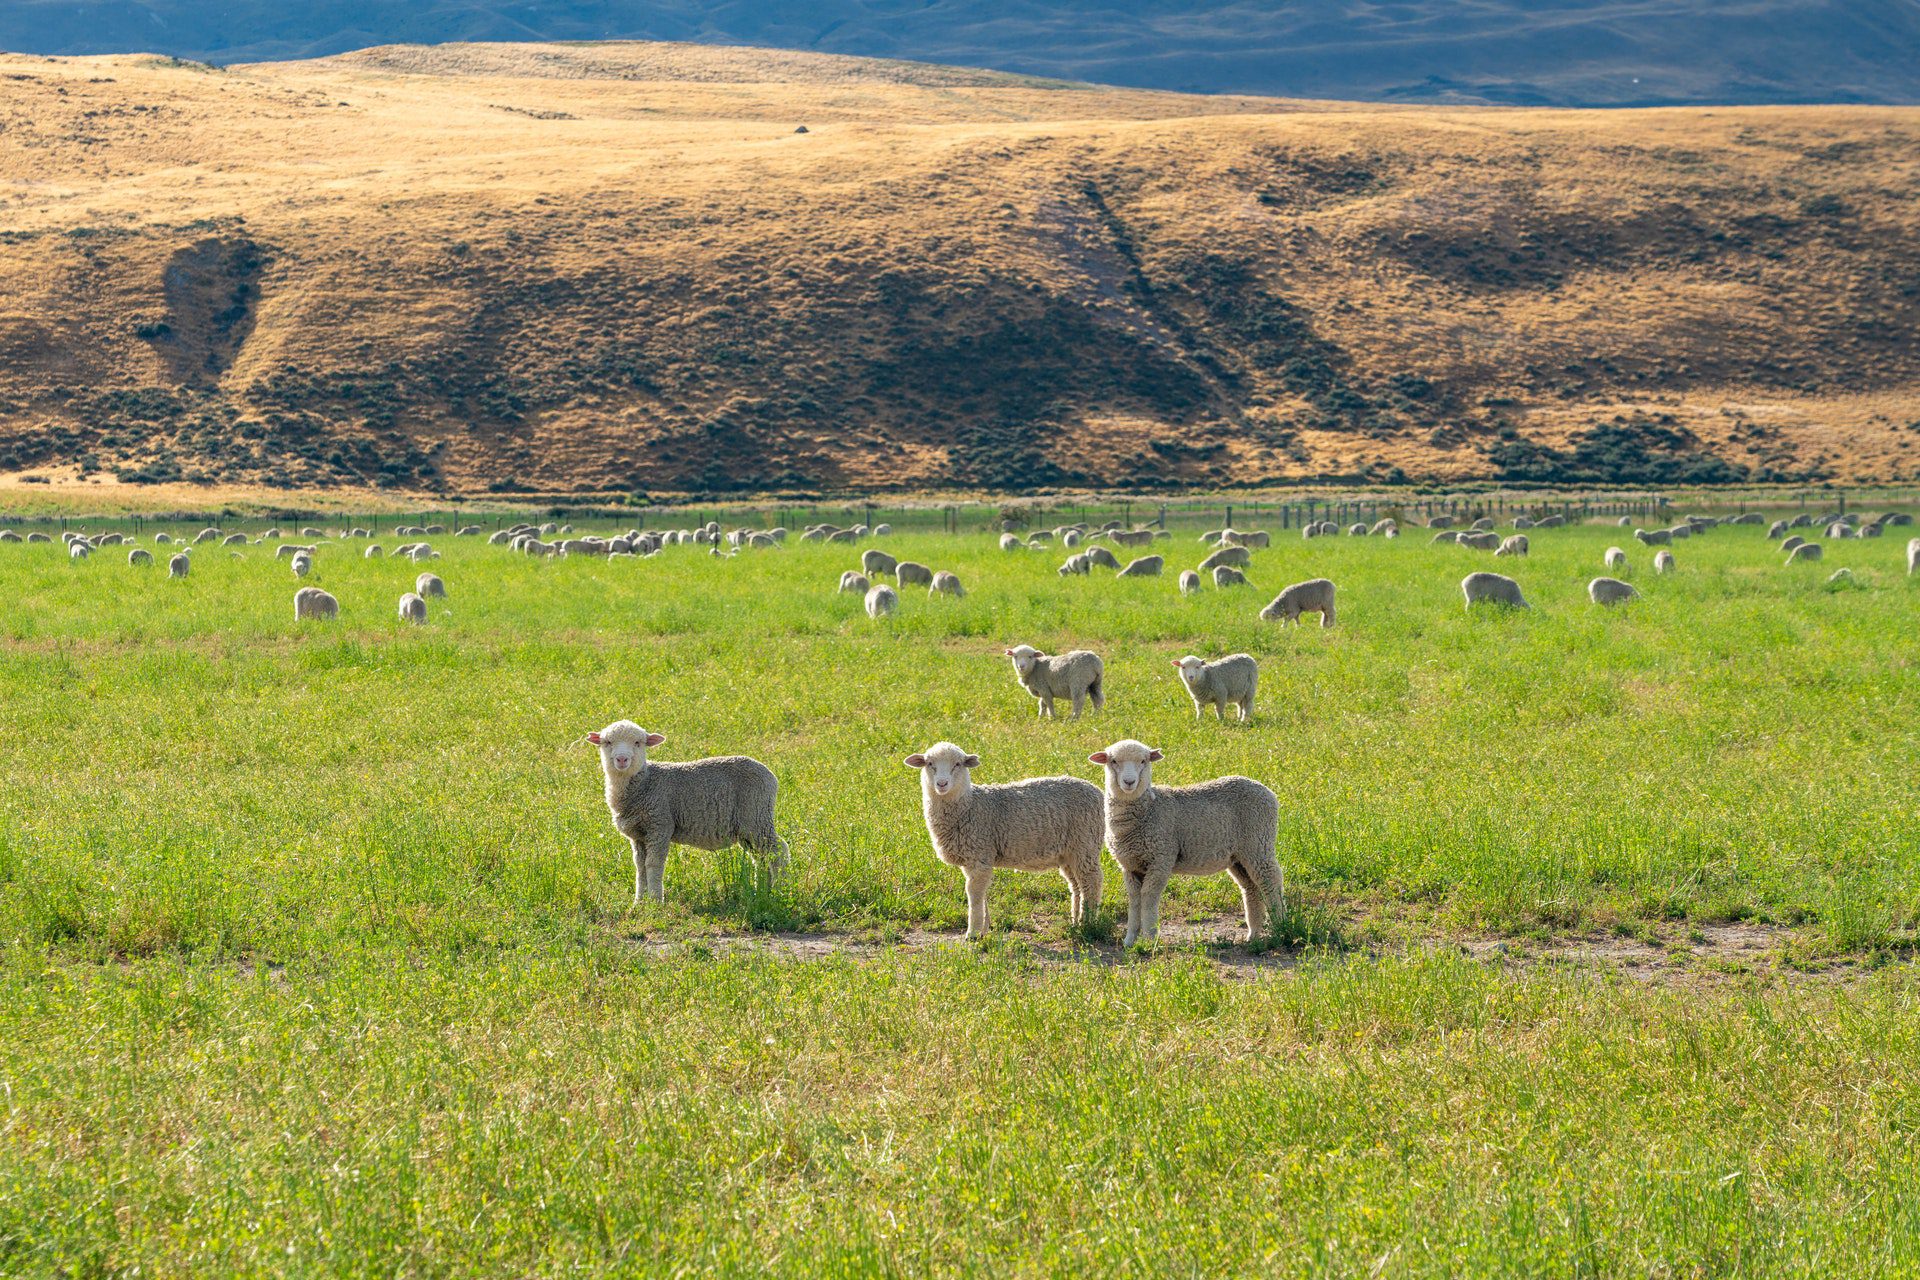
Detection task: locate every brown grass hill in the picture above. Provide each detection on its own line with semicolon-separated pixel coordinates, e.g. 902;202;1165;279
0;41;1916;495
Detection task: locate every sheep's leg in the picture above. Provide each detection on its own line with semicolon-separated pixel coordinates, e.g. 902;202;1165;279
644;833;671;901
1321;606;1335;629
1213;699;1227;723
1059;867;1081;925
627;835;647;906
1069;690;1085;719
963;865;993;939
1227;862;1265;942
1038;697;1053;719
1237;697;1253;724
1079;854;1103;929
1122;871;1144;947
1136;865;1173;946
1192;698;1205;721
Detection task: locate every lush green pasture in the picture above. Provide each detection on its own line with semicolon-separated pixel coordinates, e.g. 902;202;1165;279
2;514;1918;1274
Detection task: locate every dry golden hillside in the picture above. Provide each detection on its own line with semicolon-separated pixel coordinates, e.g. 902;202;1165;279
0;41;1916;495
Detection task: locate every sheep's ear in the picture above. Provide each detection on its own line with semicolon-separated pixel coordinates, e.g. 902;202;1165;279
962;755;980;769
586;732;603;745
1002;648;1015;656
1088;751;1110;765
1147;749;1164;762
904;754;927;768
645;733;665;747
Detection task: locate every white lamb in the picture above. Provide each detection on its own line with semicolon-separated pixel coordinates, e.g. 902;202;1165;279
1654;550;1675;574
1005;644;1104;718
398;592;428;624
1462;572;1527;609
293;586;339;620
1174;654;1258;722
1258;578;1335;627
839;570;870;594
1116;555;1163;578
1605;547;1628;571
416;572;446;599
865;584;898;618
904;742;1105;938
1588;577;1638;606
1178;570;1201;595
929;570;966;598
1495;535;1528;557
1089;740;1284;947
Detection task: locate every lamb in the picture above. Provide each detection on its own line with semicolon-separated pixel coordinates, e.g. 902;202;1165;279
839;570;870;594
26;532;50;543
1083;546;1121;571
1258;577;1335;627
168;553;190;578
1174;654;1258;722
1462;572;1527;609
1347;522;1368;537
1668;525;1693;541
1005;645;1104;718
1767;520;1788;540
1909;537;1920;576
0;530;17;543
1457;531;1501;551
1110;529;1155;548
1198;545;1251;573
1495;535;1529;557
364;544;385;559
1116;555;1163;578
398;591;428;624
1654;550;1675;574
1604;547;1628;571
746;532;779;550
291;554;312;578
1213;566;1250;588
588;720;787;905
1634;528;1673;546
1178;570;1202;595
873;524;892;536
275;544;313;560
193;528;222;544
1302;523;1323;540
416;572;446;598
904;742;1105;938
293;587;339;621
929;570;966;598
1588;577;1638;606
1826;522;1855;540
1062;530;1082;548
1059;555;1091;577
863;549;899;577
1370;518;1398;536
128;548;153;566
999;533;1023;552
865;584;898;618
1089;740;1283;947
69;542;90;561
896;561;934;587
1780;535;1807;554
1787;543;1824;564
1223;530;1271;549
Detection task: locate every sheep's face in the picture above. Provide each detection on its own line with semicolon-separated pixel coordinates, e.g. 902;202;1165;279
589;720;664;776
1089;740;1162;797
1174;656;1206;685
905;743;979;800
1005;644;1041;676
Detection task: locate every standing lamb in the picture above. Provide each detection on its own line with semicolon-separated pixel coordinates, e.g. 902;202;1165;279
1004;645;1104;719
1654;550;1676;574
398;592;428;624
1116;555;1163;578
896;561;934;587
1089;740;1284;947
865;584;898;618
1462;572;1528;609
587;720;787;905
293;587;339;620
1258;578;1336;628
904;743;1105;938
1588;577;1639;606
1174;654;1258;723
929;570;966;598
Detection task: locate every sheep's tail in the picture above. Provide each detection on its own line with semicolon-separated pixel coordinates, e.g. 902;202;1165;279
1087;674;1104;711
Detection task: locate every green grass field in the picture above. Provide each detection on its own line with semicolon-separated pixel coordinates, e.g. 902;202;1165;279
2;510;1917;1275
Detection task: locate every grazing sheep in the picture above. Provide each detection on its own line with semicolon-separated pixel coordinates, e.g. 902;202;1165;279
1110;529;1155;548
863;549;899;577
1616;516;1633;527
1654;550;1675;574
896;561;934;587
1089;740;1283;947
1431;530;1462;545
1457;531;1502;551
1116;555;1164;578
1780;535;1807;554
1535;515;1567;529
865;584;898;618
218;533;245;547
291;555;312;578
274;544;312;560
839;570;871;594
1347;522;1369;537
904;742;1105;937
1512;516;1536;531
1370;518;1398;536
999;533;1023;552
398;592;428;624
293;586;339;621
1909;537;1920;575
0;530;17;543
1860;523;1883;539
1258;578;1335;627
1495;535;1529;557
1787;543;1824;564
193;528;222;544
588;720;786;905
827;529;860;544
1462;572;1527;609
1469;517;1496;532
364;544;385;559
1301;523;1323;540
1731;513;1766;525
26;532;50;543
1767;520;1788;540
873;523;892;536
1198;545;1251;573
1178;570;1201;595
1827;568;1855;586
1428;515;1458;530
1588;577;1639;606
1005;645;1104;719
167;553;190;578
1633;528;1673;546
1224;530;1271;550
1083;546;1121;571
488;530;512;545
1787;513;1815;529
1605;547;1628;571
1880;513;1912;527
1026;531;1054;546
930;571;965;598
1059;555;1091;577
1213;566;1250;588
1062;530;1083;548
1174;654;1258;722
128;548;153;566
69;542;90;561
416;573;446;599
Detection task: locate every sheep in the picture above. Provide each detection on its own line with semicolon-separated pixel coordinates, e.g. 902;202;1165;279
863;549;899;577
193;528;222;544
1634;528;1672;546
1198;545;1251;573
1116;555;1163;578
398;591;428;624
1383;526;1400;539
1026;531;1054;546
26;532;50;543
1347;522;1368;537
69;542;90;561
456;525;482;537
1457;531;1501;551
904;743;1104;938
1302;524;1323;540
293;587;339;621
1004;645;1104;719
1370;518;1398;536
1495;535;1529;557
1535;515;1567;529
587;719;787;905
1431;530;1462;545
1174;654;1258;722
97;533;125;546
1588;577;1638;606
1083;546;1121;571
1428;515;1458;530
0;530;17;543
1767;520;1788;540
839;570;871;594
1258;578;1335;627
128;548;153;566
1860;523;1883;539
1178;570;1202;595
1213;565;1250;588
1462;572;1528;609
1062;530;1082;548
999;533;1023;552
364;544;385;559
746;532;779;550
1059;555;1091;577
1909;537;1920;576
1604;547;1629;571
930;571;965;598
873;523;892;536
1827;568;1855;586
1787;543;1824;564
1512;516;1535;531
865;584;898;618
1110;529;1155;548
274;544;312;560
416;572;446;599
896;561;934;587
827;529;860;544
1089;740;1283;947
168;553;190;578
1780;535;1807;554
1788;513;1816;529
291;555;312;578
1654;550;1675;574
1882;513;1913;527
1732;513;1766;525
1223;530;1271;549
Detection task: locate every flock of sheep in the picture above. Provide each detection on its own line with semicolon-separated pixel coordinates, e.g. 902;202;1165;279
12;501;1917;947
